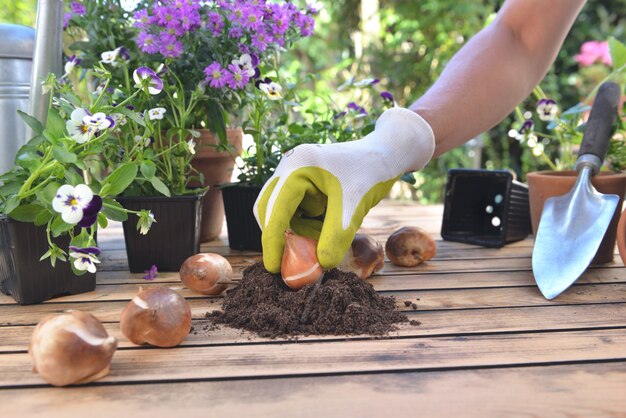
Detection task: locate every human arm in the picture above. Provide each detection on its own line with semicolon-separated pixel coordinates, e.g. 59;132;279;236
412;0;587;157
255;0;587;273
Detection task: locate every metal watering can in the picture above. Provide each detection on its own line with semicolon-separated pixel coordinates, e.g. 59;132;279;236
0;0;63;174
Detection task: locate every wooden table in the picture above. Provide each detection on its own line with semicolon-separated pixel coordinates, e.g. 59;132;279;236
1;201;626;417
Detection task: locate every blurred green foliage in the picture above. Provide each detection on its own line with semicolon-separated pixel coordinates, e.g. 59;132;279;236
0;0;36;26
4;0;625;202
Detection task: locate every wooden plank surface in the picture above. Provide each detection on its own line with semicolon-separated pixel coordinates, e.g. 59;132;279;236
2;363;626;418
1;200;626;416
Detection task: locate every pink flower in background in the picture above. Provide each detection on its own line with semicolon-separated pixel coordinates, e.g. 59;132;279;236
574;41;612;67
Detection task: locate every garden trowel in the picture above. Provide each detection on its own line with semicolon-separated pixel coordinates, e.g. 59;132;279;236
532;82;622;300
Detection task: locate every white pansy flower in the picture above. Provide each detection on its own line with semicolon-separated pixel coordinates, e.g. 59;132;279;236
83;112;114;131
52;184;95;225
148;107;166;120
186;139;196;155
259;81;283;100
232;53;256;77
66;108;96;144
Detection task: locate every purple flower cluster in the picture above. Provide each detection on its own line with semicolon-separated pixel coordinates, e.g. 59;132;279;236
134;0;315;90
63;1;87;29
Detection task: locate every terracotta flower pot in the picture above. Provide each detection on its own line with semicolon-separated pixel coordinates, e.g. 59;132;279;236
190;128;243;242
527;170;626;264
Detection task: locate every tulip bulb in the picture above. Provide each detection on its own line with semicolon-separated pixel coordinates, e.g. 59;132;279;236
29;311;117;387
385;226;436;267
281;229;323;290
339;233;385;279
120;287;192;347
180;253;232;295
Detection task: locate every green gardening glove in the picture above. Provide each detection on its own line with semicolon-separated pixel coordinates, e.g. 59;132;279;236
253;107;435;273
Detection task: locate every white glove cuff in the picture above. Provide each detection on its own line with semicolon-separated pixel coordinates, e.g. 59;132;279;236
372;107;436;173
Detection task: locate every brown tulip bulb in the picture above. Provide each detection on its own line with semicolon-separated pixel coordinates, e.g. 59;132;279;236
385;226;436;267
180;253;232;295
29;311;117;387
120;287;192;347
339;233;385;279
281;229;323;290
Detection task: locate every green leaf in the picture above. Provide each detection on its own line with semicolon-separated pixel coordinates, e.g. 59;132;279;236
97;212;108;229
115;106;146;127
101;163;138;197
609;37;626;71
150;177;171;197
34;210;53;227
52;146;78;164
3;195;20;215
46;108;66;139
8;204;46;222
140;161;156;179
65;168;83;185
42;181;62;203
26;134;45;147
50;216;74;237
101;198;128;222
17;110;44;135
0;181;22;197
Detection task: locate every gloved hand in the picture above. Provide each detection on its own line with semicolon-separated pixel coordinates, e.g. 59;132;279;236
253;107;435;273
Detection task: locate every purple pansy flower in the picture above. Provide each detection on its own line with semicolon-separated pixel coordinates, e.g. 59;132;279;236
69;246;101;274
537;98;558;121
77;195;103;228
380;91;395;102
347;102;367;115
520;119;534;133
133;67;163;95
143;264;158;281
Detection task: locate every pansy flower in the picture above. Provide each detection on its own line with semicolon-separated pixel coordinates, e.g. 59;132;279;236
52;184;97;225
148;107;167;120
133;67;163;95
258;79;283;100
232;53;257;77
380;91;395;103
537;99;558;122
69;246;101;274
186;139;196;155
347;102;368;116
143;264;158;281
63;54;82;77
66;108;96;143
84;112;115;131
100;47;129;67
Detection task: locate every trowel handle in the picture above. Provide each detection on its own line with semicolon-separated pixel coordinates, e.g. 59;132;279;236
576;81;622;173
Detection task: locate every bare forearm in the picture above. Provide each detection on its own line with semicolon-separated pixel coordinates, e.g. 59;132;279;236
410;0;586;157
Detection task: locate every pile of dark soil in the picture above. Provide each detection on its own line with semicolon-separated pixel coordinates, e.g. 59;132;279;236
207;262;416;338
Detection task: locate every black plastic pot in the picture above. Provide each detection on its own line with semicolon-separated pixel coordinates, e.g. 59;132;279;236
116;194;204;273
0;216;96;305
441;169;531;247
221;183;262;251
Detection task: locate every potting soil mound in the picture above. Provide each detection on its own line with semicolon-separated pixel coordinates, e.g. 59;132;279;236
207;262;413;338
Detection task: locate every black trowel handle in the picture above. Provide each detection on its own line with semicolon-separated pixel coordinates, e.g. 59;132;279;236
577;81;622;171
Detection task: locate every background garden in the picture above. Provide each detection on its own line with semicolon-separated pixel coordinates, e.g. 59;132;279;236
2;0;625;203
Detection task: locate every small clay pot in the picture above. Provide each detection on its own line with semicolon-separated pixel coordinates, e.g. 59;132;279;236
616;209;626;266
527;170;626;264
190;128;243;242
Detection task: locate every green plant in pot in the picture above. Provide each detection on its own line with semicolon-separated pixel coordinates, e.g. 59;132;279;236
510;37;626;263
0;68;155;304
65;0;316;241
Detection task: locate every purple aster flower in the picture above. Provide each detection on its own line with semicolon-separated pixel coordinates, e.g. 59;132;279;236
380;91;395;102
134;9;151;29
203;62;227;88
77;195;103;228
143;264;158;281
137;32;160;54
133;67;163;95
207;12;224;36
159;33;183;58
155;5;176;27
229;24;244;39
251;30;269;52
71;1;86;16
225;63;250;89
